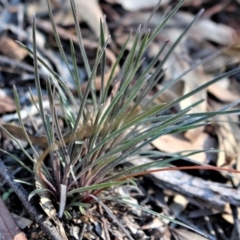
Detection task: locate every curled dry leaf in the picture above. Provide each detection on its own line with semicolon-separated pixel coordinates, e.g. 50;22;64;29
0;197;27;240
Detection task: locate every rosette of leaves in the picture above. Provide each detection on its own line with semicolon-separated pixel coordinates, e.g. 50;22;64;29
1;0;240;239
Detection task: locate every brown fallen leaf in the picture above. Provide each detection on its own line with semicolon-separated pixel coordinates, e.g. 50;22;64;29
176;11;236;46
0;197;28;240
28;0;109;38
216;115;238;165
67;0;109;38
209;100;240;186
1;124;49;148
0;36;28;61
152;132;215;163
0;95;16;114
207;75;240;102
181;65;207;142
1;122;94;149
158;27;207;142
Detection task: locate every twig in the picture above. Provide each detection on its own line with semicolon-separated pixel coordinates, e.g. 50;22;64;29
0;158;62;240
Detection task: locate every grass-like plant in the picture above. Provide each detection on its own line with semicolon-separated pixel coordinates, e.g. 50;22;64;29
1;0;240;239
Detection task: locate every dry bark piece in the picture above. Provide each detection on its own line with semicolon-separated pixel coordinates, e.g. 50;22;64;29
130;157;240;209
0;197;28;240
